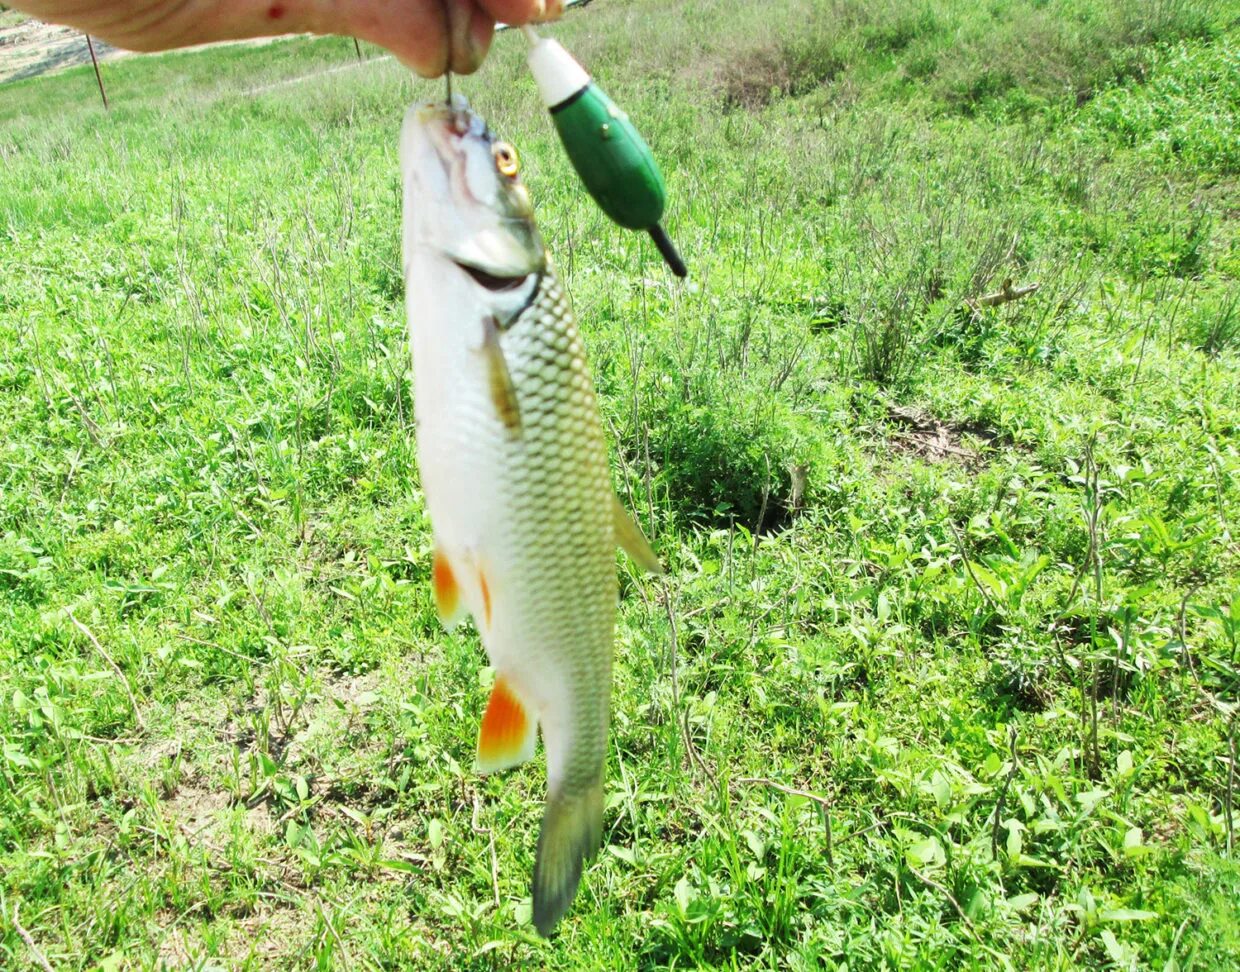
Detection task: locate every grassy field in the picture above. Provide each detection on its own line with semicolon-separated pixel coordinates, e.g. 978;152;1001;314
2;0;1239;967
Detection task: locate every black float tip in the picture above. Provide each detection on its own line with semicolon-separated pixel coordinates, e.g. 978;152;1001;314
648;224;688;278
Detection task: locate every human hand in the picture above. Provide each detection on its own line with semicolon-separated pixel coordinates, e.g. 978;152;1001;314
5;0;565;76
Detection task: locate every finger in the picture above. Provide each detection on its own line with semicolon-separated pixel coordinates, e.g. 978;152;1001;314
7;0;347;53
445;0;494;75
477;1;546;24
27;0;453;76
13;0;501;79
344;0;453;78
534;0;565;22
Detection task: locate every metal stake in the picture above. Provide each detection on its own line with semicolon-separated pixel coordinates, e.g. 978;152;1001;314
85;34;108;110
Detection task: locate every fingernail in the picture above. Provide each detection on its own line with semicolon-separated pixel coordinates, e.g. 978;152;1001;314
454;3;494;74
534;0;564;23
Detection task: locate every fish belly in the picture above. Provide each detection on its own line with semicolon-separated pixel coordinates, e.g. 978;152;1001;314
411;268;617;791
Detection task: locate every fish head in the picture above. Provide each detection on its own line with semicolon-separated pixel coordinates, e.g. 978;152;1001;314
402;96;546;291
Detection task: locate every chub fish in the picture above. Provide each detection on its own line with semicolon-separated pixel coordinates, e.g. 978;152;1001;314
400;96;660;935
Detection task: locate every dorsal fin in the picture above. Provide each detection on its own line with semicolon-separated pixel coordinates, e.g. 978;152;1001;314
612;496;663;574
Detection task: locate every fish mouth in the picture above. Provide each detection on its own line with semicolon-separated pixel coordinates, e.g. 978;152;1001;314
452;259;534;292
415;97;488;165
410;97;494;209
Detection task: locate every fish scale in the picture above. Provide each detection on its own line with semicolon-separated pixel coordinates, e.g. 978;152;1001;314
495;271;616;798
459;269;616;934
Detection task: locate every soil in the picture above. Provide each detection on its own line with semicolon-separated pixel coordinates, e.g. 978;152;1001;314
0;17;126;86
886;404;996;469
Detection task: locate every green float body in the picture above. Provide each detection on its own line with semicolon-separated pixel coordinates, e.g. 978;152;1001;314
550;84;666;231
525;31;686;277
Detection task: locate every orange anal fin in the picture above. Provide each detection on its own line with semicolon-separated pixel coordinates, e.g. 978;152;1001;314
432;548;468;631
476;675;537;775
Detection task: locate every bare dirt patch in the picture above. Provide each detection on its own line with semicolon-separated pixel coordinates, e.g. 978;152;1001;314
886;404;996;468
165;782;234;835
0;18;125;85
157;897;306;968
723;45;845;109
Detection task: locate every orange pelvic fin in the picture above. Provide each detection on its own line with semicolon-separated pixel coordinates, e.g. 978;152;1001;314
432;547;468;631
476;675;537;775
478;567;493;629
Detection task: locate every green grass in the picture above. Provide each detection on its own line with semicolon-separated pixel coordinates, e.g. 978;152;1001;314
2;0;1239;967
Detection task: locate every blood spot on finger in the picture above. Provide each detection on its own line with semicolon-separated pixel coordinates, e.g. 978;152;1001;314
267;3;286;19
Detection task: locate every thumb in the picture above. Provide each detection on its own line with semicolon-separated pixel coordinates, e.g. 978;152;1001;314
9;0;503;78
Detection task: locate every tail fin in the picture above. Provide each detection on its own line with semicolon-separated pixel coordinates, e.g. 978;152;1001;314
532;779;604;936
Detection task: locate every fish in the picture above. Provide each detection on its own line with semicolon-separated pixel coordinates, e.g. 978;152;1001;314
400;96;662;936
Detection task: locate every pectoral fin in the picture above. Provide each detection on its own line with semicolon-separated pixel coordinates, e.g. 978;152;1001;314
480;316;522;436
612;496;663;574
432;546;468;630
476;675;537;775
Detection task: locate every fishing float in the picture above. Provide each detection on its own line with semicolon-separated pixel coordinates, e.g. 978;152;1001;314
520;24;688;278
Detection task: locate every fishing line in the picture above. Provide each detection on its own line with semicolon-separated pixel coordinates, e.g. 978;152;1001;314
440;0;454;103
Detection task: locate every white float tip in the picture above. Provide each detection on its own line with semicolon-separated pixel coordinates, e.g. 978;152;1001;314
526;37;591;108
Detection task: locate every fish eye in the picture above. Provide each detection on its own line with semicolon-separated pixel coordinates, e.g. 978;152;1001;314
493;142;520;178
